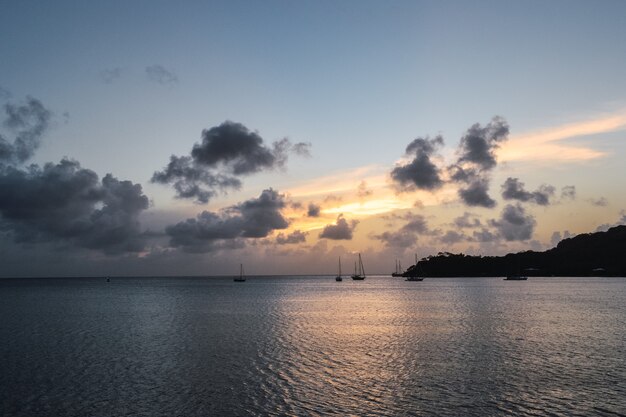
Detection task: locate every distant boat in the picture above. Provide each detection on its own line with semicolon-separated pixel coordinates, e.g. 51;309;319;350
504;275;527;281
351;253;366;280
234;264;246;282
391;259;403;277
335;257;343;281
106;277;110;282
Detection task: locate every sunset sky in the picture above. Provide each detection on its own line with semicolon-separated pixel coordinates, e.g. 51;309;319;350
2;0;626;276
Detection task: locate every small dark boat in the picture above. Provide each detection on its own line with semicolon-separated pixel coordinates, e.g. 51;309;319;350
335;256;343;282
234;264;246;282
351;253;366;280
504;275;527;281
391;259;403;277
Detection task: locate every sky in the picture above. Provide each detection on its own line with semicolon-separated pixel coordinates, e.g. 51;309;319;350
1;0;626;277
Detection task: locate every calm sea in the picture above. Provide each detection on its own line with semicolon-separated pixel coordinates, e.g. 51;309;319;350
1;276;625;416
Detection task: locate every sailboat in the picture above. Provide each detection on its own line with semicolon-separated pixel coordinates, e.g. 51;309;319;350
406;255;424;281
351;253;366;280
234;264;246;282
391;259;403;277
335;257;343;281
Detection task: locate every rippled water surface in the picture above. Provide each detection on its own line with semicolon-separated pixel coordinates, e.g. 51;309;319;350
1;276;625;416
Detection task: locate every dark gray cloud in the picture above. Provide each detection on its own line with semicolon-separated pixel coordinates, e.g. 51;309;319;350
447;116;509;208
391;136;444;191
489;204;536;241
166;188;289;252
307;202;321;217
372;230;417;248
153;121;311;203
561;185;576;200
472;228;498;242
0;159;149;254
151;155;242;203
146;65;178;84
453;212;482;228
275;230;307;245
501;177;555;205
458;179;496;208
439;230;466;244
100;67;123;84
319;214;358;240
0;97;52;164
456;116;509;170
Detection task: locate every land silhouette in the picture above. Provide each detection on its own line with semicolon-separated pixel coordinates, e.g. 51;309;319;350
403;225;626;277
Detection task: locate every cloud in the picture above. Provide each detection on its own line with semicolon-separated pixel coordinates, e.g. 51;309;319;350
501;177;555;205
100;67;123;84
489;204;536;241
275;230;307;245
356;180;373;199
456;116;509;171
0;97;52;164
447;116;509;208
372;213;436;248
0;159;149;254
439;230;466;244
146;65;178;84
371;230;417;248
588;197;608;207
307;202;321;217
453;212;482;228
166;188;289;252
152;121;310;202
498;111;626;163
151;155;241;203
391;136;444;191
458;178;496;208
561;185;576;200
319;214;358;240
472;228;498;242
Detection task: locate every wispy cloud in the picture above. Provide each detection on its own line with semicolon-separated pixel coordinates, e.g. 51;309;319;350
499;112;626;162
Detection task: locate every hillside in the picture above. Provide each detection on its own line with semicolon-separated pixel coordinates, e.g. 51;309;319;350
404;225;626;277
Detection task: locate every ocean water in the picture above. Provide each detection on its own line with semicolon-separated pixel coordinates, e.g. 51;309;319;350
1;276;625;417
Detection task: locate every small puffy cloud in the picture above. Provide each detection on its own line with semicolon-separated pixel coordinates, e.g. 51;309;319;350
100;67;123;84
439;230;466;244
501;177;555;205
356;180;373;199
319;214;358;240
489;204;536;241
275;230;308;245
307;202;321;217
458;178;496;208
588;197;608;207
453;212;482;228
391;136;444;191
561;185;576;200
165;188;289;252
0;97;52;164
152;121;310;203
372;213;434;247
472;228;498;242
456;116;509;171
146;65;178;84
372;230;417;248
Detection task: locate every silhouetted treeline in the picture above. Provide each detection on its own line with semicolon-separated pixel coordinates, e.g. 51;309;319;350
403;225;626;277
